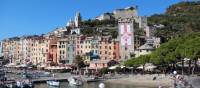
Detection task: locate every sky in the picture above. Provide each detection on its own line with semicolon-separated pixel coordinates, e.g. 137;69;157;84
0;0;182;40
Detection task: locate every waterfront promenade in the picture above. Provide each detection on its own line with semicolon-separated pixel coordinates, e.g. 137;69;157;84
1;67;199;88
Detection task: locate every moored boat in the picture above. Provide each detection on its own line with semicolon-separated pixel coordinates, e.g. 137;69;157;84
68;76;83;86
16;79;33;88
46;80;60;87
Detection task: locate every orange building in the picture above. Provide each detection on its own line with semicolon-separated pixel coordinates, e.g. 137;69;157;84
48;37;58;65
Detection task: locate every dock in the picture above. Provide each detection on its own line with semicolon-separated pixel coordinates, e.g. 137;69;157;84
32;77;68;83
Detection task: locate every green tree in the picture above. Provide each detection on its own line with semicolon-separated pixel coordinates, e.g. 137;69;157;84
124;55;150;73
150;32;200;74
74;55;86;69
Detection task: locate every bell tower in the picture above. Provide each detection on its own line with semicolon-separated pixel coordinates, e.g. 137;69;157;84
74;11;82;27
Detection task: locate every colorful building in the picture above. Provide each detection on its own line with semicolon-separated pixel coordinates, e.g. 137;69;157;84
99;36;113;60
89;36;119;69
2;37;21;64
118;19;135;61
0;42;3;57
57;38;68;64
66;35;77;65
48;37;58;65
31;36;48;65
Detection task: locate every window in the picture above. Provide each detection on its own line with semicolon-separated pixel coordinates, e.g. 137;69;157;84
125;47;127;51
77;45;79;48
105;51;107;54
105;46;107;49
114;41;116;45
109;46;111;50
125;56;128;59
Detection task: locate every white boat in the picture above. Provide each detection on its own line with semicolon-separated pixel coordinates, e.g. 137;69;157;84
68;77;83;86
16;79;33;88
47;81;60;87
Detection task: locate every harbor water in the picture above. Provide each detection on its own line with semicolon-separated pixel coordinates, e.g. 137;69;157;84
34;82;157;88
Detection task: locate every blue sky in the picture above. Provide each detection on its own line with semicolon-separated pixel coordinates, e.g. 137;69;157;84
0;0;182;40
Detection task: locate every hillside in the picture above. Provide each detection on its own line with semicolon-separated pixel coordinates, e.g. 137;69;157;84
148;1;200;42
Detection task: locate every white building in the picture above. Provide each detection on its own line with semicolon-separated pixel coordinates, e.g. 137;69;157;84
0;42;2;57
67;12;82;28
135;43;154;57
48;27;67;37
71;28;81;35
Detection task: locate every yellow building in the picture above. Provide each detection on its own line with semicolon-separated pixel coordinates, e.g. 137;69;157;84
31;36;49;65
57;38;68;64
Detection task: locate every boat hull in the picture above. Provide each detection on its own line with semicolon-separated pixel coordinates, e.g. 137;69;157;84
68;77;83;86
47;81;60;87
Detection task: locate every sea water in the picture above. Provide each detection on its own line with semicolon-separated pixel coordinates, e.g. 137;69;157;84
34;82;157;88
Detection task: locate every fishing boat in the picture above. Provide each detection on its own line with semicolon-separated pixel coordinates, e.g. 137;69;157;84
68;76;83;86
46;80;60;87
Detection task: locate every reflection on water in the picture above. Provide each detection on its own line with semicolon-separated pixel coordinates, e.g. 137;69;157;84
34;82;156;88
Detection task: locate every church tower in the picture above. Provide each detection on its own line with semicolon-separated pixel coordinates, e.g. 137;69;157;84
74;11;82;27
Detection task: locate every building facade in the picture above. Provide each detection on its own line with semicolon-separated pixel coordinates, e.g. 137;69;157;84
57;38;68;64
118;19;135;61
48;37;58;65
0;42;3;57
66;35;77;65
